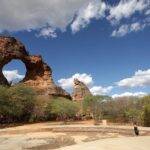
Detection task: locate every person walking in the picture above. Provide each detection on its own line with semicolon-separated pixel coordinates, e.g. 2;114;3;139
134;123;139;136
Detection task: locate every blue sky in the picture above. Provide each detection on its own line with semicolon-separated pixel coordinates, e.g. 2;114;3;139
1;0;150;98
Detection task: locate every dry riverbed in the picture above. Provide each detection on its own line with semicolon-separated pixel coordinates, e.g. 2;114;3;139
0;122;150;150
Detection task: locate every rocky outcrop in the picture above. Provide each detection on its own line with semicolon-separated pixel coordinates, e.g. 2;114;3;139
72;79;92;101
0;36;71;99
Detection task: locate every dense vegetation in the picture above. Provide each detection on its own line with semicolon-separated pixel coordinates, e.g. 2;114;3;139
0;85;79;124
82;95;150;126
82;95;106;124
0;85;150;127
46;98;79;123
83;96;150;126
101;97;141;123
0;85;36;123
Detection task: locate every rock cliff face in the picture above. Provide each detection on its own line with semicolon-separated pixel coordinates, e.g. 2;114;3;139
0;36;71;99
72;79;92;101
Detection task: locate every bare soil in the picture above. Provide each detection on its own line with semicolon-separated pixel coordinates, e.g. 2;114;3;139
0;121;150;150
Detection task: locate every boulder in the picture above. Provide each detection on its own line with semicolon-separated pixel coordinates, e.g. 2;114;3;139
72;78;92;101
0;36;71;99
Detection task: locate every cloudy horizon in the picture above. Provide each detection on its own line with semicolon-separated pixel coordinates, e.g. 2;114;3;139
3;68;149;98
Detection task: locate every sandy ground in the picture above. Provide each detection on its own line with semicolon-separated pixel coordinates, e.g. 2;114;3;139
58;136;150;150
0;122;150;150
59;136;150;150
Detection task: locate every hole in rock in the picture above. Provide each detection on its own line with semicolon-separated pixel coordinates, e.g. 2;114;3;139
2;60;26;85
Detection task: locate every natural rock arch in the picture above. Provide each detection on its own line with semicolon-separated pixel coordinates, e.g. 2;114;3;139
0;36;71;99
2;59;26;84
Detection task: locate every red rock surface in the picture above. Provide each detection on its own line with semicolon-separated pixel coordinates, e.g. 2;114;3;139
0;36;71;99
72;79;92;101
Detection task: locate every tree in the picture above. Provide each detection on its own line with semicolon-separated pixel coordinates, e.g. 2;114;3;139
124;109;142;124
0;84;36;123
0;86;12;123
143;104;150;127
31;95;50;122
140;95;150;106
101;97;142;123
83;95;104;124
9;84;36;121
46;98;79;123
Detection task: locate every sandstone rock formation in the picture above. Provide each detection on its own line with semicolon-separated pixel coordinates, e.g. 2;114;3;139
0;36;71;99
72;79;92;101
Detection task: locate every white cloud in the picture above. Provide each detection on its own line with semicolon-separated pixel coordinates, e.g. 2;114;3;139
0;0;149;37
58;73;93;89
90;86;113;95
0;0;91;34
111;22;146;37
71;0;106;33
117;69;150;87
37;27;57;38
108;0;149;23
130;22;143;31
112;92;147;98
109;0;150;37
111;24;129;37
58;73;113;95
145;9;150;15
3;70;24;83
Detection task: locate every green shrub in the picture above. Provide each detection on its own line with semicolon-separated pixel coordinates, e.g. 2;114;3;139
143;104;150;127
124;109;142;124
140;96;150;105
0;84;36;123
83;95;104;124
46;98;79;122
31;95;50;122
